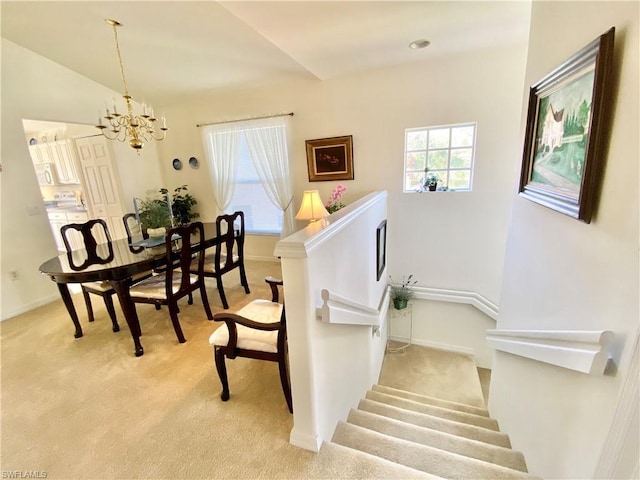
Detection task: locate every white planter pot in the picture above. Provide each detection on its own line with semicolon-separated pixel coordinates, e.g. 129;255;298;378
147;227;167;240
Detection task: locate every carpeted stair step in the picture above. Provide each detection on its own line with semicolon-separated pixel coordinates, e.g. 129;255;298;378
358;398;512;448
319;442;445;479
347;408;528;472
332;422;538;479
366;390;499;431
372;384;490;417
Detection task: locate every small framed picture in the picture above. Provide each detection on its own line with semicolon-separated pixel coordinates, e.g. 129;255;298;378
519;28;615;223
376;219;387;281
305;135;354;182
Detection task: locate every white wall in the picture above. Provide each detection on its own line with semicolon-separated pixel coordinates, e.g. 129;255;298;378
275;191;388;450
1;39;163;319
158;40;528;303
489;2;639;479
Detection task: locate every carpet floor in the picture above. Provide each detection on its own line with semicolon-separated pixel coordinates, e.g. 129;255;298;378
1;260;503;479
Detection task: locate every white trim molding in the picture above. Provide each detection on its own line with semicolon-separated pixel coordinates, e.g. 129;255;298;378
413;286;499;320
486;329;615;375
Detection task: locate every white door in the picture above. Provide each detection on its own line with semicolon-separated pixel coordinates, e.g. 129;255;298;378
75;136;126;240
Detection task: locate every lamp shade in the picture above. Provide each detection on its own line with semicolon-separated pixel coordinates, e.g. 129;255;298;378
295;190;329;223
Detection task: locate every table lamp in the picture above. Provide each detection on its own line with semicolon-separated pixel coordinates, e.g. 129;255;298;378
295;190;329;224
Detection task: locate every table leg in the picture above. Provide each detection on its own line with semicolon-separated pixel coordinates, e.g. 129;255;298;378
111;279;144;357
57;283;83;338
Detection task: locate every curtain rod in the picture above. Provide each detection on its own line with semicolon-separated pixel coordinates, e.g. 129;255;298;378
196;112;294;128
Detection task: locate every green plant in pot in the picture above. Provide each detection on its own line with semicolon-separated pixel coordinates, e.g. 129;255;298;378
160;185;199;226
389;275;417;310
139;197;172;239
423;168;439;191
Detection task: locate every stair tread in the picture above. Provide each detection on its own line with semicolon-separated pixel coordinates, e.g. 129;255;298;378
366;390;499;431
359;398;512;448
333;422;539;480
320;442;445;479
373;384;490;417
347;408;528;472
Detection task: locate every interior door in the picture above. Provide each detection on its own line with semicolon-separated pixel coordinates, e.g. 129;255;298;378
75;136;126;240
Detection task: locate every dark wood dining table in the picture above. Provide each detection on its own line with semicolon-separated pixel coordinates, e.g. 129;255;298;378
39;222;222;357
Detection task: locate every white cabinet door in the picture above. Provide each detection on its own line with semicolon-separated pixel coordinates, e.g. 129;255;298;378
28;145;47;165
75;136;126;240
47;212;67;252
51;140;81;184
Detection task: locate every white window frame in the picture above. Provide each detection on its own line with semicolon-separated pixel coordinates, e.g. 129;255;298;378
403;122;477;192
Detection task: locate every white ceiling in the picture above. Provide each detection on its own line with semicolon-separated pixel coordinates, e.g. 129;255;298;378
1;1;531;108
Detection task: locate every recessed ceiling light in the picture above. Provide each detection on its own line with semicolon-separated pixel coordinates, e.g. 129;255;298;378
409;39;430;49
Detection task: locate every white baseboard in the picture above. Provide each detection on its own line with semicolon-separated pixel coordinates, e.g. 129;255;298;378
245;255;281;263
389;335;475;357
289;428;322;452
1;293;60;322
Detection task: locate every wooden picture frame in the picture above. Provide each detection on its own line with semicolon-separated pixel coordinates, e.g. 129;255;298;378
305;135;354;182
519;27;615;223
376;219;387;281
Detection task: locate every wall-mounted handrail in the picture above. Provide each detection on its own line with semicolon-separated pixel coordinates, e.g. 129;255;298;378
316;287;390;331
486;329;615;375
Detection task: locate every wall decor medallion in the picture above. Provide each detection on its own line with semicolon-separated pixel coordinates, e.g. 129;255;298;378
172;158;182;170
188;157;199;169
519;27;615;223
305;135;354;182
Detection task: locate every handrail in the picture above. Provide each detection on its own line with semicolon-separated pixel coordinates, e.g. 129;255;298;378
486;329;615;375
316;288;390;332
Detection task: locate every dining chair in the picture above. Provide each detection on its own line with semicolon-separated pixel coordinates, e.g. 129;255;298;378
192;211;250;309
60;219;120;332
128;221;213;343
123;212;148;245
209;276;292;413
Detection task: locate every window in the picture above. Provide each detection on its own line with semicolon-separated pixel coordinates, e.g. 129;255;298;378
404;123;476;192
228;134;283;234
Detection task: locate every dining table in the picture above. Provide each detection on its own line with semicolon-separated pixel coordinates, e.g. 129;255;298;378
39;222;223;357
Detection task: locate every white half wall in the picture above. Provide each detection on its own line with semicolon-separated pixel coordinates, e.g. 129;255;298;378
275;191;388;451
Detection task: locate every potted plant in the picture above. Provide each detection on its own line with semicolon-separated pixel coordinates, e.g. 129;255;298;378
325;184;347;213
139;197;172;239
423;168;439;191
389;275;417;310
160;185;199;225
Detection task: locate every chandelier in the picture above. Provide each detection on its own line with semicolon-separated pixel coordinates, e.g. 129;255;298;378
96;19;168;152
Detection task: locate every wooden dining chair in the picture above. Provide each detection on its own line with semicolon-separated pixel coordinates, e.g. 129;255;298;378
60;219;120;333
192;211;250;309
209;276;292;413
123;212;148;245
128;221;213;343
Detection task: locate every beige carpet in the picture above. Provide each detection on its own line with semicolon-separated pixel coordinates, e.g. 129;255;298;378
1;261;490;479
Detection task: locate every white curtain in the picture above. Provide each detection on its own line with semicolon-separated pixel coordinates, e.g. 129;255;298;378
200;124;239;213
243;116;295;237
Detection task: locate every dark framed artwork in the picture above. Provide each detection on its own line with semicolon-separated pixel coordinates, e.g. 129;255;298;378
519;27;615;223
305;135;354;182
376;219;387;281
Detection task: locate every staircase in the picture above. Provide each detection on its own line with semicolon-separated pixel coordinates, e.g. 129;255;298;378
325;380;539;479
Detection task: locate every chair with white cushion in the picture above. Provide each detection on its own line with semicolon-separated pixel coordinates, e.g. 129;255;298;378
61;219;122;332
129;222;213;343
209;276;292;413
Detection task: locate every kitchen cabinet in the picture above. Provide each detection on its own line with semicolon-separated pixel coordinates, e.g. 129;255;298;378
48;211;89;252
28;140;81;184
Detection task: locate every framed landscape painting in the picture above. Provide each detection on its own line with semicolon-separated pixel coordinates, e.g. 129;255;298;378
519;27;615;223
305;135;354;182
